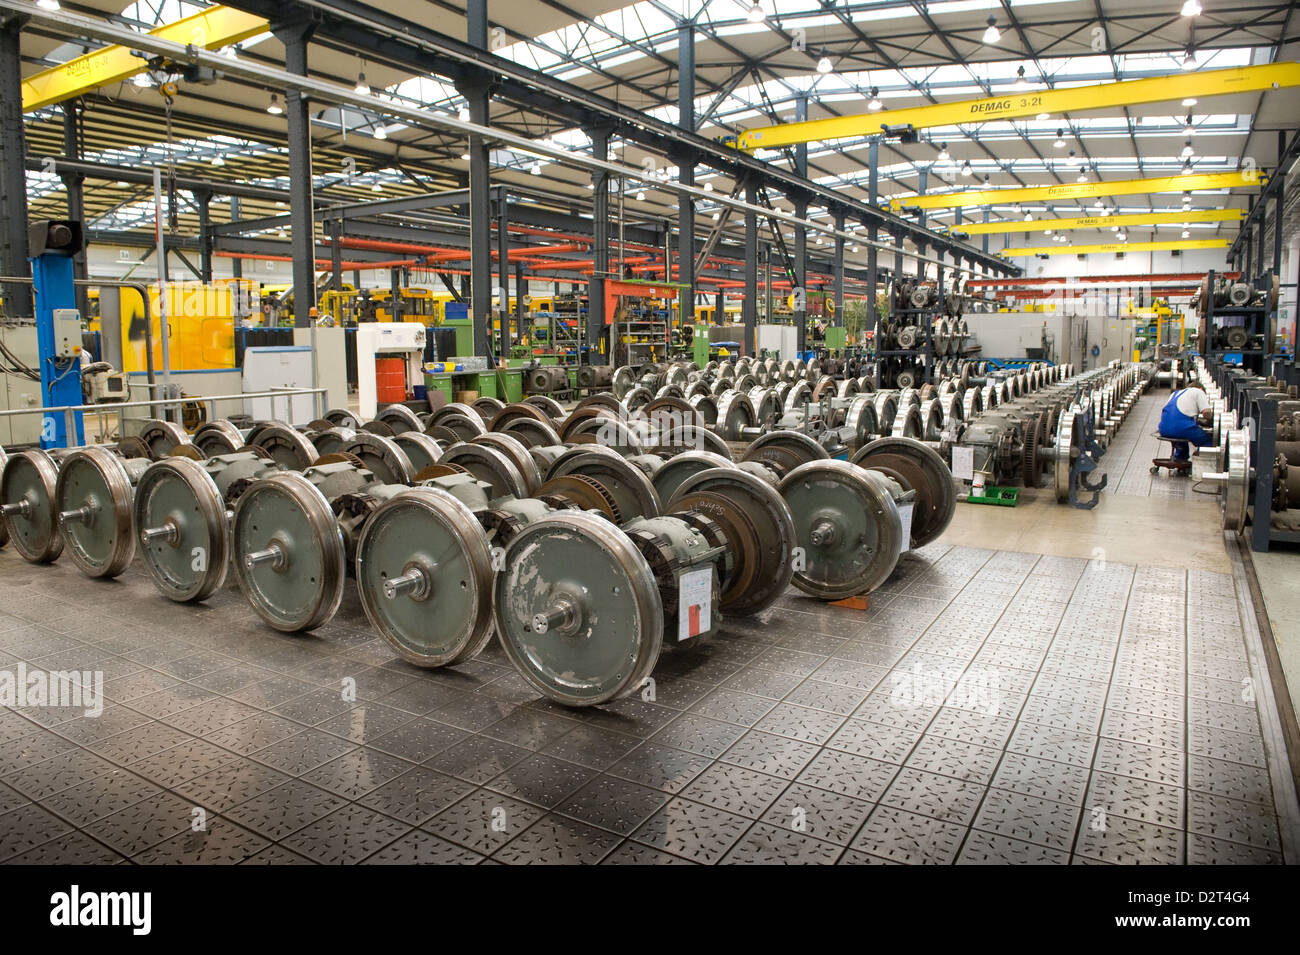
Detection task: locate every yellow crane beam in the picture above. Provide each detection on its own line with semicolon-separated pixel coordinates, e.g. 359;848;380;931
22;6;268;112
951;208;1244;235
734;62;1300;151
1000;238;1230;257
891;170;1262;212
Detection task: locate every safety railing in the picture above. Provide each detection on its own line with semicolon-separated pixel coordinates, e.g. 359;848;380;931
0;387;327;450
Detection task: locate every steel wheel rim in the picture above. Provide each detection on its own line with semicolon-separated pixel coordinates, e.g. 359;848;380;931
356;486;495;667
133;457;228;602
232;472;345;632
55;447;136;578
493;511;662;707
1;449;63;563
778;459;900;600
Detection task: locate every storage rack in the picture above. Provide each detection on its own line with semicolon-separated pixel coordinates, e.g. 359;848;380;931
1207;355;1300;552
1200;269;1275;374
875;294;937;388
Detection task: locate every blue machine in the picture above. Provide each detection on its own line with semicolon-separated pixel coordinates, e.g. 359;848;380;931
28;220;86;448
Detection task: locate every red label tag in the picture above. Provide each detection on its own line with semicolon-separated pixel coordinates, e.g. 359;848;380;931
688;605;701;637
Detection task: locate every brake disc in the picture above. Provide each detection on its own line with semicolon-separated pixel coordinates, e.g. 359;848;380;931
139;419;189;460
375;404;424;435
851;436;957;548
1;449;64;563
441;442;530;499
471;433;543;495
193;420;244;457
546;446;661;520
54;447;146;579
133;457;229;602
742;431;830;478
249;423;319;470
778;459;902;600
715;390;757;441
341;433;415;485
355;486;495;668
1021;418;1042;488
534;473;620;522
392;432;444;474
650;450;737;503
494;510;662;706
667;467;795;615
231;472;347;632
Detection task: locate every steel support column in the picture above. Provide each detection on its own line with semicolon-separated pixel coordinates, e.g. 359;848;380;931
61;101;89;318
867;139;879;334
0;13;30;316
272;19;316;326
495;193;510;356
229;196;242;279
832;211;845;328
197;190;214;282
743;176;758;356
792;94;808;355
676;22;695;308
588;125;611;364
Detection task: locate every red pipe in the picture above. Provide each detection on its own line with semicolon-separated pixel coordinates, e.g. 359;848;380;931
967;271;1238;288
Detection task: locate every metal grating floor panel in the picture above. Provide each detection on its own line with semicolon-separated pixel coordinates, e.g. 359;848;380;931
0;531;1291;864
1094;390;1211;501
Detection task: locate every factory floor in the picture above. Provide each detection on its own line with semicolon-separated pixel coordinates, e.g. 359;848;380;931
0;391;1296;865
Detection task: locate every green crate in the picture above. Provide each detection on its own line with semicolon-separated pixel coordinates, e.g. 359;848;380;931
966;485;1020;507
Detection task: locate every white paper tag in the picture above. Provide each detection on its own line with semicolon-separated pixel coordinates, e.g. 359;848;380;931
951;445;974;481
677;568;712;641
897;503;914;555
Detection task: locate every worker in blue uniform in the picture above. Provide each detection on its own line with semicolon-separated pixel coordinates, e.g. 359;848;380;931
1159;385;1212;462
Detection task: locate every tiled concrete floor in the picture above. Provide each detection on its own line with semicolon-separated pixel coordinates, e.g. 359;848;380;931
0;520;1291;863
1094;388;1210;501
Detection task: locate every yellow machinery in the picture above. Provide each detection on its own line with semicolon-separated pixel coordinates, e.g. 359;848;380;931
373;287;450;324
113;282;238;372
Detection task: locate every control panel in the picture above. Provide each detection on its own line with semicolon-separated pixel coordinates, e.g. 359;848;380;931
51;308;83;360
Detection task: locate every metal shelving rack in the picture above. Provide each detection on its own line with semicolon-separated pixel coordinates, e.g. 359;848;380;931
1201;269;1274;374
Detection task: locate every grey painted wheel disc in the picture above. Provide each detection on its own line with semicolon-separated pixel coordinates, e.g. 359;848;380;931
778;459;901;600
1;449;63;563
356;486;495;667
341;433;415;485
133;457;229;602
392;432;444;475
651;450;736;503
232;472;345;632
55;446;137;578
493;511;663;707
